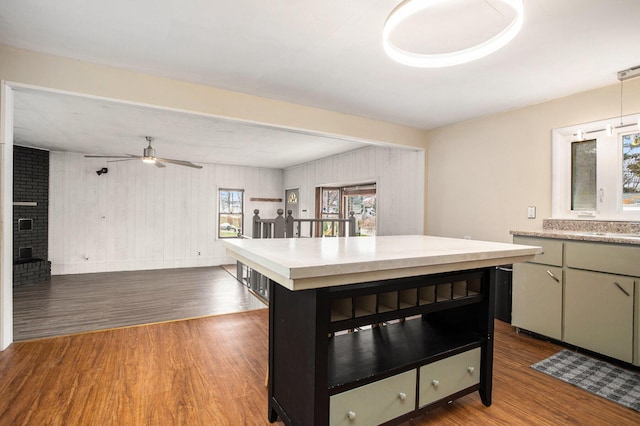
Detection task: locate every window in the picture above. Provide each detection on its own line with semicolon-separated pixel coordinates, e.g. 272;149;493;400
571;139;597;211
622;132;640;211
321;188;340;218
316;187;341;236
552;113;640;220
218;189;243;238
342;185;377;236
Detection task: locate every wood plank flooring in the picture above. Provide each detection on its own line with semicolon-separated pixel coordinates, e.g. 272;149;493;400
1;311;639;425
0;309;271;426
13;266;265;341
422;325;640;425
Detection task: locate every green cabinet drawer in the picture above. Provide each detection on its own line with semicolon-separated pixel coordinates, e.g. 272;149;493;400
418;348;481;408
513;236;563;266
565;241;640;276
330;370;416;426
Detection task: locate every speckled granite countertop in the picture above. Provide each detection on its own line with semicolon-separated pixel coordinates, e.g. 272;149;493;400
511;219;640;245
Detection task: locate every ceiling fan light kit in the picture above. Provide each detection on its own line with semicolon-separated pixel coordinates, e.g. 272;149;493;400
143;138;157;163
383;0;524;68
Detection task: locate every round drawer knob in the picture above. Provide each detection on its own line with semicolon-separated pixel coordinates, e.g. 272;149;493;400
398;392;407;400
467;366;475;373
347;411;356;421
431;379;439;387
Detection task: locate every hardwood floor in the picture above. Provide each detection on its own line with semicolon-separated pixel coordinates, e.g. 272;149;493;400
0;309;271;426
419;324;640;425
1;311;638;425
13;266;265;341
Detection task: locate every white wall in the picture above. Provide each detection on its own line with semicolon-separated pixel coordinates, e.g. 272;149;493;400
0;83;14;349
49;152;282;274
284;146;425;236
50;146;424;274
426;79;640;243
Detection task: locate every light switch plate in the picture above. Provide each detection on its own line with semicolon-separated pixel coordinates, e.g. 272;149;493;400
527;206;536;219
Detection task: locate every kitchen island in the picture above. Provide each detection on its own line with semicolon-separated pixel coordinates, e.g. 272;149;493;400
223;235;540;426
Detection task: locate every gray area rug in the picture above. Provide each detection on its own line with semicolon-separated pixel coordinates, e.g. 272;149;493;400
531;349;640;412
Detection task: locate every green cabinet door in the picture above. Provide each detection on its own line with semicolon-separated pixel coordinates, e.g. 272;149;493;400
513;262;563;340
565;269;634;363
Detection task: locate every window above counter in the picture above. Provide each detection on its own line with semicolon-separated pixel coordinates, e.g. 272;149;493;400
552;113;640;220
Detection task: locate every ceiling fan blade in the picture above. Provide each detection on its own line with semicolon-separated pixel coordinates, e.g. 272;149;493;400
107;158;137;163
154;160;166;168
84;155;132;158
156;157;203;169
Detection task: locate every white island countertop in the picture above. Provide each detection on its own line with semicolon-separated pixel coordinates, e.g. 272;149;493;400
223;235;541;291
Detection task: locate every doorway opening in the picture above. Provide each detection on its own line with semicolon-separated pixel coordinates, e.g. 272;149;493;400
316;183;376;236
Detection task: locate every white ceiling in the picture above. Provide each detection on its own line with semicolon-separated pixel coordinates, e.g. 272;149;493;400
2;0;640;168
11;88;370;169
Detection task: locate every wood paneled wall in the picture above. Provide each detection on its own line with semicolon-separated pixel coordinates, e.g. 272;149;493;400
49;152;282;275
49;146;423;274
283;146;424;236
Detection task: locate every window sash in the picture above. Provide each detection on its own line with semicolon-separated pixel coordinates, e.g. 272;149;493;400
218;189;243;238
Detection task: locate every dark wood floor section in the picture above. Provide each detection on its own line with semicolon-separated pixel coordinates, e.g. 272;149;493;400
1;312;638;425
13;266;265;341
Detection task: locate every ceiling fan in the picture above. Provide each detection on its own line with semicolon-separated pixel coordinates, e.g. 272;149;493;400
85;136;203;169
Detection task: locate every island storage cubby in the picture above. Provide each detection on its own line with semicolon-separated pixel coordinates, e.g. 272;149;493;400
268;267;496;426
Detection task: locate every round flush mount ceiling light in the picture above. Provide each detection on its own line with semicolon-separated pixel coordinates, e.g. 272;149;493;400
383;0;524;68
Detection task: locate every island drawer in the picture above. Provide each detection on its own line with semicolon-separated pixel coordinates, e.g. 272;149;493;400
329;370;415;426
513;236;563;266
418;348;481;408
565;241;640;276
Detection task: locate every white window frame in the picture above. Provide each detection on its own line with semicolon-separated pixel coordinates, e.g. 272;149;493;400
218;188;244;239
552;113;640;220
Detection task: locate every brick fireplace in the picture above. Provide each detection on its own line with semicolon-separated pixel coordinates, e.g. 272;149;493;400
13;146;51;286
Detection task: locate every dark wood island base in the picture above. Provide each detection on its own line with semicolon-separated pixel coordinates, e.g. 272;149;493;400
267;268;496;426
